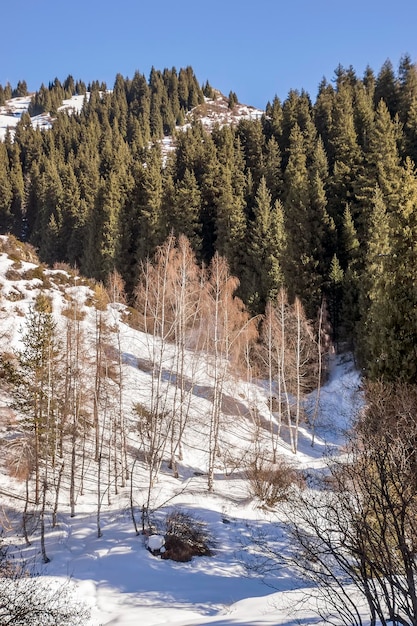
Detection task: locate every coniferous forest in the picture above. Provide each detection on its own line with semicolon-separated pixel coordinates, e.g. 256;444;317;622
1;58;417;382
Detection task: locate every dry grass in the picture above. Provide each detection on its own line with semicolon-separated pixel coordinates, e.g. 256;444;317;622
246;457;304;507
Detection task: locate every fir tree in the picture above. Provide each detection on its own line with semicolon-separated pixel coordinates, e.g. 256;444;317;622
246;177;284;311
0;142;13;231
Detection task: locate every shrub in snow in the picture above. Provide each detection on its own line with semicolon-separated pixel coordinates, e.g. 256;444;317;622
246;457;303;508
161;509;214;562
0;540;89;626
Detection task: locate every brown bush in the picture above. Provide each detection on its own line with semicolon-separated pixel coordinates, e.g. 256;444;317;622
246;457;303;507
0;235;39;264
161;535;195;562
5;268;22;282
160;509;214;562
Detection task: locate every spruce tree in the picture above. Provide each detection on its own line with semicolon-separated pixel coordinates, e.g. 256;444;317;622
360;185;392;376
374;59;399;117
246;177;284;311
172;168;202;254
215;165;247;283
0;142;13;231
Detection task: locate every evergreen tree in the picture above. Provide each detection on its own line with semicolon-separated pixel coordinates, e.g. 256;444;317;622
13;80;28;97
236;118;265;187
371;159;417;380
264;136;283;202
353;80;375;153
374;59;399;117
398;54;417;125
14;297;60;504
31;158;64;263
6;140;25;234
282;124;310;299
172;168;202;253
0;142;13;231
246;177;285;311
264;95;283;141
328;254;344;347
360;185;392;376
215;165;247;282
133;146;164;262
313;79;335;158
328;82;364;238
228;91;238;109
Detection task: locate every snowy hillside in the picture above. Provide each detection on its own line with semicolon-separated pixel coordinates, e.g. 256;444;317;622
0;93;86;141
0;90;263;144
0;236;363;625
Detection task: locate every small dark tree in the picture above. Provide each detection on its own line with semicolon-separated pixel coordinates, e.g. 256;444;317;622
228;90;238;109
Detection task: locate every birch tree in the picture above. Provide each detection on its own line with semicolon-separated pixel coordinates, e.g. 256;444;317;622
203;253;257;491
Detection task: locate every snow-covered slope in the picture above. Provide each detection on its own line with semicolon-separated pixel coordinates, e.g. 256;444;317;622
0;90;263;143
0;93;87;140
0;236;362;625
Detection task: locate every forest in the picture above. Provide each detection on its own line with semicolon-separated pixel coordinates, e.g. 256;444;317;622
1;58;417;380
1;57;417;625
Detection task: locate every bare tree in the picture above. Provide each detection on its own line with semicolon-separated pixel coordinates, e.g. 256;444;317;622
166;235;203;477
258;289;318;454
280;381;417;626
106;269;129;488
134;235;177;513
202;253;257;491
0;540;89;625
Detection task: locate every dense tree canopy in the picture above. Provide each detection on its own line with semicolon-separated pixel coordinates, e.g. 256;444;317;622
1;57;417;380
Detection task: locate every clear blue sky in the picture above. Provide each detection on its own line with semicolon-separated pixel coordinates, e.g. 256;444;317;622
2;0;417;109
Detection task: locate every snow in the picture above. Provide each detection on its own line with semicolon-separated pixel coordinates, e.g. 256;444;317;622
0;93;87;140
146;534;166;552
0;91;264;150
0;252;362;622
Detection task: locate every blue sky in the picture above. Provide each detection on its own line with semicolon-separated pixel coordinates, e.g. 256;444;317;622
2;0;417;109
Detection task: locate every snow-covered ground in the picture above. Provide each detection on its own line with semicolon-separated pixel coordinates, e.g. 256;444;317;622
0;90;264;147
0;236;364;625
0;93;87;140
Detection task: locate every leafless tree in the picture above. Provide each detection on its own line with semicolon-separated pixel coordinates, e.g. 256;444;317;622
280;382;417;626
0;540;89;625
202;253;257;491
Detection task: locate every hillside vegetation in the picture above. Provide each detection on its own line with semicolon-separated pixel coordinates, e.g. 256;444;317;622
1;58;417;381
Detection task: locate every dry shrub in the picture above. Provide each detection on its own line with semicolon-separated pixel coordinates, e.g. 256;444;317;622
6;289;24;302
5;268;22;282
121;306;141;330
246;457;303;507
5;436;34;481
53;261;73;273
161;509;214;562
61;305;86;321
0;235;38;264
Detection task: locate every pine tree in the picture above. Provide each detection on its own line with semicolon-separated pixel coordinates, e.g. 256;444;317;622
0;142;13;230
13;296;60;504
374;159;417;380
246;177;285;311
133;145;164;262
398;54;417;125
328;82;363;229
283;124;316;308
236;118;265;186
313;79;335;158
264;95;283;141
360;185;392;376
6;144;24;235
374;59;399;117
328;254;344;346
84;172;122;280
172;168;202;253
264;136;283;202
